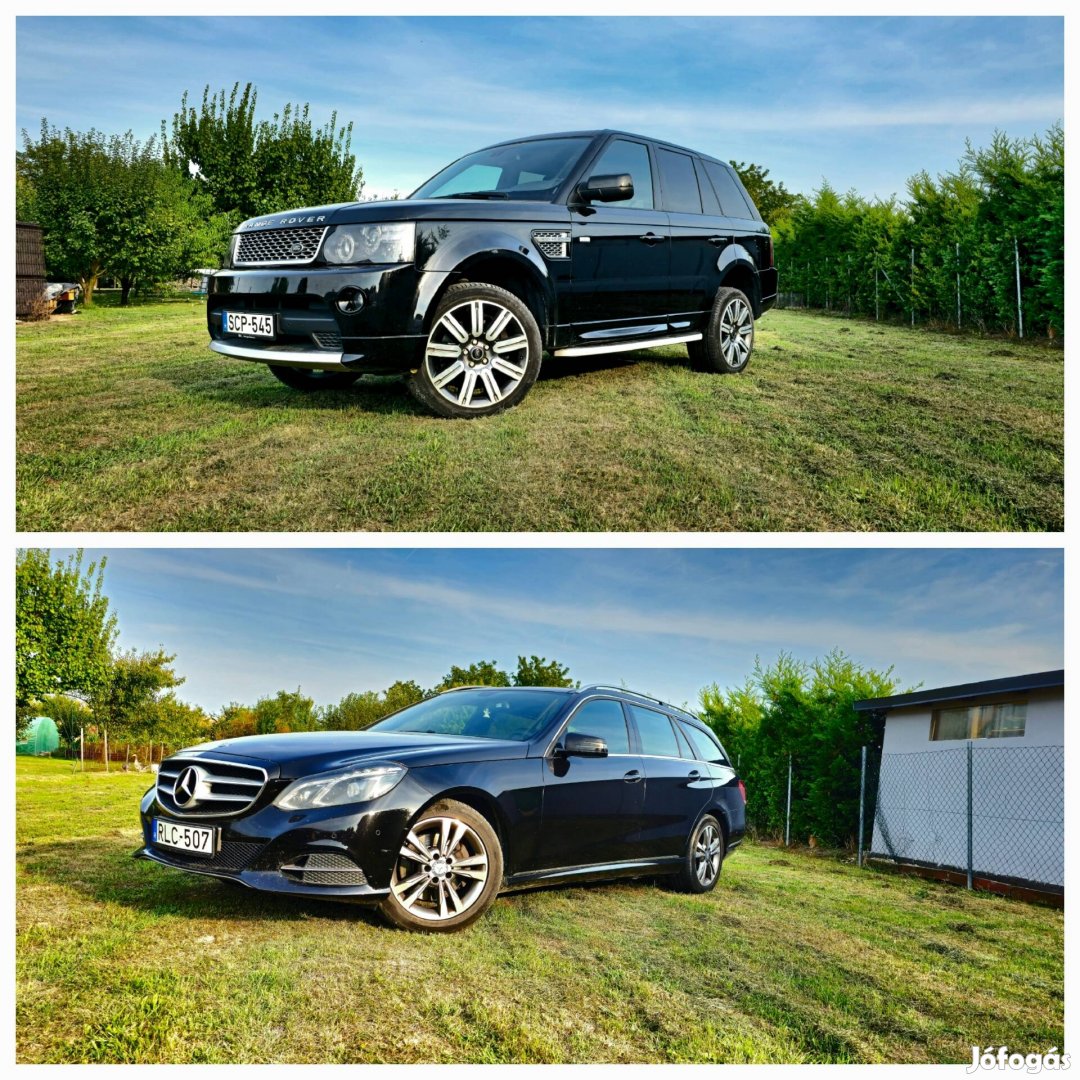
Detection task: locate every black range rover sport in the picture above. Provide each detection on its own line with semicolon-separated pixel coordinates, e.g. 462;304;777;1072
208;130;778;418
136;685;746;932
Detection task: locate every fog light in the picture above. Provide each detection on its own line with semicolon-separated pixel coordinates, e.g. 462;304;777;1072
336;288;365;314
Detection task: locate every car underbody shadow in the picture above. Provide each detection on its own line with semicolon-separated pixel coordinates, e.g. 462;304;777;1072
17;838;384;927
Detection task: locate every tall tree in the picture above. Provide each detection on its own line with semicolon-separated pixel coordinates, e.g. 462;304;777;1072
513;655;576;687
729;160;798;225
16;549;117;725
253;689;319;733
17;124;227;303
162;83;362;225
434;660;511;691
90;648;183;744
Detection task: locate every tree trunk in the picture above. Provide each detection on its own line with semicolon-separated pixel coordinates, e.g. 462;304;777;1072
120;277;134;306
81;262;101;306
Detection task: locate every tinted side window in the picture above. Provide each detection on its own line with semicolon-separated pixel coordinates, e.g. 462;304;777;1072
671;719;696;759
657;148;702;214
629;705;681;758
681;721;730;765
694;159;721;215
703;161;754;218
588;139;654;209
566;698;630;754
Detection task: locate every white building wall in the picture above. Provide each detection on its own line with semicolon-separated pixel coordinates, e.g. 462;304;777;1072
871;688;1063;887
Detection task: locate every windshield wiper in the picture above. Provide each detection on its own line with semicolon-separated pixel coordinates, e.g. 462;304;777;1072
433;191;510;200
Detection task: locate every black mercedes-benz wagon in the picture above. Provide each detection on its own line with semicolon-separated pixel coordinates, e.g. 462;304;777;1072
136;685;746;931
208;130;778;418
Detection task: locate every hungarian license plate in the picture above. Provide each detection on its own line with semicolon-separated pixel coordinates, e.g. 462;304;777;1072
153;818;216;856
223;311;275;338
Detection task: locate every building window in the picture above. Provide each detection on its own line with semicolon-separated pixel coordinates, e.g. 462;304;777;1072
930;702;1027;741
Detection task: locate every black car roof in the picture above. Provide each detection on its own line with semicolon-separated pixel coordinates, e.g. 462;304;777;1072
481;130;732;170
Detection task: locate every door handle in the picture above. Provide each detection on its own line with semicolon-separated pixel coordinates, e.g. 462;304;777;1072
623;769;642;783
688;770;701;780
638;233;664;245
708;236;730;247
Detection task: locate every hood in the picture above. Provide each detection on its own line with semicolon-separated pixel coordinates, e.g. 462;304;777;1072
234;197;569;233
176;729;528;779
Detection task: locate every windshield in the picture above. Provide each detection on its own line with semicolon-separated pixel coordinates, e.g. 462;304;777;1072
410;137;592;201
369;688;567;741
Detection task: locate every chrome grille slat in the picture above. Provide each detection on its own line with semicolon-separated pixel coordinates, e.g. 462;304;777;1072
235;226;328;267
156;756;268;817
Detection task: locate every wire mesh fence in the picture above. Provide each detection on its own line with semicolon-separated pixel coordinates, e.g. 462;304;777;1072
869;743;1063;890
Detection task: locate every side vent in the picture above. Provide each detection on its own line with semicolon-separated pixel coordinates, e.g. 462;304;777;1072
532;230;571;260
281;852;368;886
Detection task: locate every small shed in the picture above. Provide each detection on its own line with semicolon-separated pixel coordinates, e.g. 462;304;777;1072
16;221;47;317
16;716;60;756
855;670;1064;894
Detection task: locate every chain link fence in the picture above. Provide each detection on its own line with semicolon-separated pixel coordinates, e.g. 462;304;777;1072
869;743;1063;890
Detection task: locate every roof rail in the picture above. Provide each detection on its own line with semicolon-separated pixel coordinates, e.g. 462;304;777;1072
582;684;701;721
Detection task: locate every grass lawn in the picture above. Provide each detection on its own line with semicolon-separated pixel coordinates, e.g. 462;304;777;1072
16;299;1062;531
16;757;1064;1064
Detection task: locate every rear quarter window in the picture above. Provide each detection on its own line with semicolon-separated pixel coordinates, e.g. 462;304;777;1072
703;160;757;220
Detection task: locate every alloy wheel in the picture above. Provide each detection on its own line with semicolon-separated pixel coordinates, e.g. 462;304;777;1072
389;816;490;922
718;297;753;369
424;300;530;409
694;822;723;886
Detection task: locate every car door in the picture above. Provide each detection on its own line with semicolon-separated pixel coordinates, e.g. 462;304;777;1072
699;157;765;284
567;137;671;330
627;704;711;860
535;696;645;871
656;146;717;317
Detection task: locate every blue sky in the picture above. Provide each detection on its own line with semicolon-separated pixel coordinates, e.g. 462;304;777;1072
16;16;1063;201
53;548;1064;714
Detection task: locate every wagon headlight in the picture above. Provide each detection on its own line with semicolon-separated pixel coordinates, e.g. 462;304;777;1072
274;762;406;810
321;222;415;265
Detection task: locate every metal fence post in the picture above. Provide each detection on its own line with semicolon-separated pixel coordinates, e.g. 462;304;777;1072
874;264;879;321
955;242;961;328
79;726;84;771
785;755;793;846
858;745;867;867
1014;236;1024;339
972;738;980;889
910;246;915;326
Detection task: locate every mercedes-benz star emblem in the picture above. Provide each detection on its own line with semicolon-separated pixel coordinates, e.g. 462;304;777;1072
175;766;201;807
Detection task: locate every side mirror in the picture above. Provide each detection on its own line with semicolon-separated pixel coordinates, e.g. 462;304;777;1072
559;732;609;757
576;173;634;204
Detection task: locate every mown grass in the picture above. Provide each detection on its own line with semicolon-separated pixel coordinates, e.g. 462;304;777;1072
16;756;1064;1063
16;299;1062;531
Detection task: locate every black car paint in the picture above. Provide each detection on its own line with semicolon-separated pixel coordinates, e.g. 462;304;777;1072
207;130;777;372
135;688;746;904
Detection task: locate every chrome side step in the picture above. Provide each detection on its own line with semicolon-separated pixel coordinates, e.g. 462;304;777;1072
210;338;361;371
554;332;702;358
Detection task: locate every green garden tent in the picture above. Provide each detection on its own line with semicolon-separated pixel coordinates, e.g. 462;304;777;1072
16;716;60;756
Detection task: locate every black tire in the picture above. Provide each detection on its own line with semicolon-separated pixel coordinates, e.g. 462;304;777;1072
379;799;503;932
267;365;363;392
687;286;755;374
408;282;542;419
673;814;725;894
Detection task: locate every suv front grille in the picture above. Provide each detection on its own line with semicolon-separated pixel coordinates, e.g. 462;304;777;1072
157;757;268;817
235;226;328;266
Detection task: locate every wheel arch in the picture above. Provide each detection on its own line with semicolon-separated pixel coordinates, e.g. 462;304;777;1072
717;248;763;317
411;786;512;879
425;251;554;343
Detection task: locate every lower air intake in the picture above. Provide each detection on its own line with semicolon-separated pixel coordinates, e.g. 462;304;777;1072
282;852;367;886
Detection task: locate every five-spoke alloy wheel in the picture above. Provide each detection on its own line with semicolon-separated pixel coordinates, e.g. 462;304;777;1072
380;800;503;931
408;282;542;418
687;286;755;374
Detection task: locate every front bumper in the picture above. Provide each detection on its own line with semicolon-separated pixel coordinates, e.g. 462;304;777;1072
136;784;417;903
207;263;433;374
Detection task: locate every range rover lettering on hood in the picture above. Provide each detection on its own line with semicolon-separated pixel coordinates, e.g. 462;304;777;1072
240;213;329;230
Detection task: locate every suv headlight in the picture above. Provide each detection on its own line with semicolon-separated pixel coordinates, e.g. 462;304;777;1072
321;222;415;265
274;763;406;811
